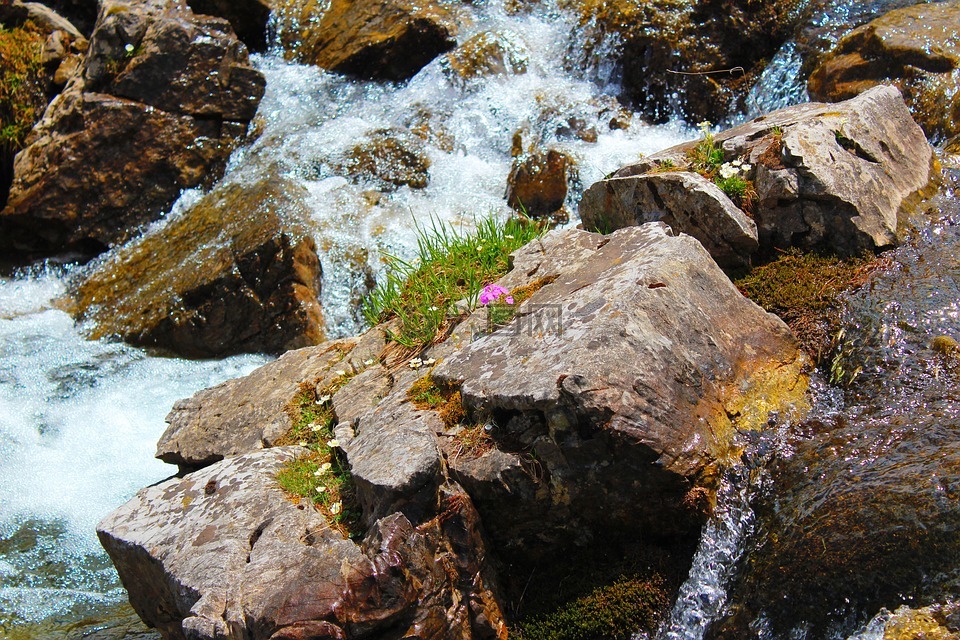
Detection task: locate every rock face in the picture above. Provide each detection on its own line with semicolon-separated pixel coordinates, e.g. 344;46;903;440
70;178;324;358
580;86;936;261
98;448;505;640
808;1;960;141
432;224;809;558
0;0;265;258
564;0;802;123
276;0;457;81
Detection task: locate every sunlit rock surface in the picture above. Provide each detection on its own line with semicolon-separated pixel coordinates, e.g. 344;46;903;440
70;178;323;358
808;1;960;141
0;0;265;258
581;86;936;261
275;0;457;81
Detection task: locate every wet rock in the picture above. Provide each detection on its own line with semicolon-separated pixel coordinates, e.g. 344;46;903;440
340;128;431;191
276;0;457;81
581;86;936;259
505;146;575;223
185;0;272;50
70;178;323;358
564;0;802;123
0;0;265;258
98;448;506;640
30;0;98;36
579;170;757;268
808;1;960;141
443;30;528;82
433;223;809;561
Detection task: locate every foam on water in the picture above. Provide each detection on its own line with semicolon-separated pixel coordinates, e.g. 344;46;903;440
206;0;695;337
0;268;268;627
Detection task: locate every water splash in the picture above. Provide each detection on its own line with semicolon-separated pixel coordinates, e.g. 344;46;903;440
657;467;761;640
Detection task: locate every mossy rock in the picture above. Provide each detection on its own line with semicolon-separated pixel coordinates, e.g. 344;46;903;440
71;177;325;357
443;30;529;82
0;21;47;207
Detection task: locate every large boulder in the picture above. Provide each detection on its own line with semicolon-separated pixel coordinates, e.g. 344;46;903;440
275;0;457;81
432;223;809;560
0;0;265;258
563;0;802;123
808;1;960;141
70;178;324;358
98;448;506;640
580;86;936;261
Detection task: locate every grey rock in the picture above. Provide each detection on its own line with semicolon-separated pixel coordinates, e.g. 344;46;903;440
579;170;758;267
581;85;936;257
433;223;809;552
98;448;507;640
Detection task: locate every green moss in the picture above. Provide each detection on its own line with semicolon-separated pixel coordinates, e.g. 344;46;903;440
408;373;466;429
514;575;670;640
734;249;879;364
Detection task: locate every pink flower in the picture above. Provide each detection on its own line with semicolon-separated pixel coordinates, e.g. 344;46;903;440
479;284;511;305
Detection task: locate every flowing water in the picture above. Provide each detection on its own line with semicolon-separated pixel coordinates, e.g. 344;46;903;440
2;0;959;637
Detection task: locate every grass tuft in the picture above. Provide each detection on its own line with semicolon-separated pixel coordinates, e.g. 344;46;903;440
363;215;545;350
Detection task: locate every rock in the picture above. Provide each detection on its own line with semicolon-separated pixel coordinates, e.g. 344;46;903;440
340;127;431;191
30;0;98;36
70;178;324;358
185;0;272;50
158;328;387;468
808;1;960;141
0;0;265;258
791;0;931;81
579;170;758;268
505;147;575;223
98;448;506;640
276;0;457;81
873;603;960;640
564;0;802;123
442;30;528;82
433;223;809;560
581;85;936;258
0;1;87;41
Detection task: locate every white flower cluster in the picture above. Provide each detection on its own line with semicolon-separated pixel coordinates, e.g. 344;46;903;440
718;158;752;180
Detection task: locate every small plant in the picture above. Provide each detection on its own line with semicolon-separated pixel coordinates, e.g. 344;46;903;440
687;120;724;175
362;215;544;350
408;373;466;429
483;275;559;328
275;371;363;538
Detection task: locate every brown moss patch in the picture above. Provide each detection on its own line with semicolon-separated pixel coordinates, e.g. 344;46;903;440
734;250;889;364
408;373;465;429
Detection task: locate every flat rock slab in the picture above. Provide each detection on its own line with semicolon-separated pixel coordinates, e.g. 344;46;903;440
582;86;936;258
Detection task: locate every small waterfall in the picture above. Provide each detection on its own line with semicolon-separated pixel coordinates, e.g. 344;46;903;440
656;466;762;640
742;41;809;120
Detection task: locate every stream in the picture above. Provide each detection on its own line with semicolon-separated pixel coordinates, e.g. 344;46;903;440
1;0;958;638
